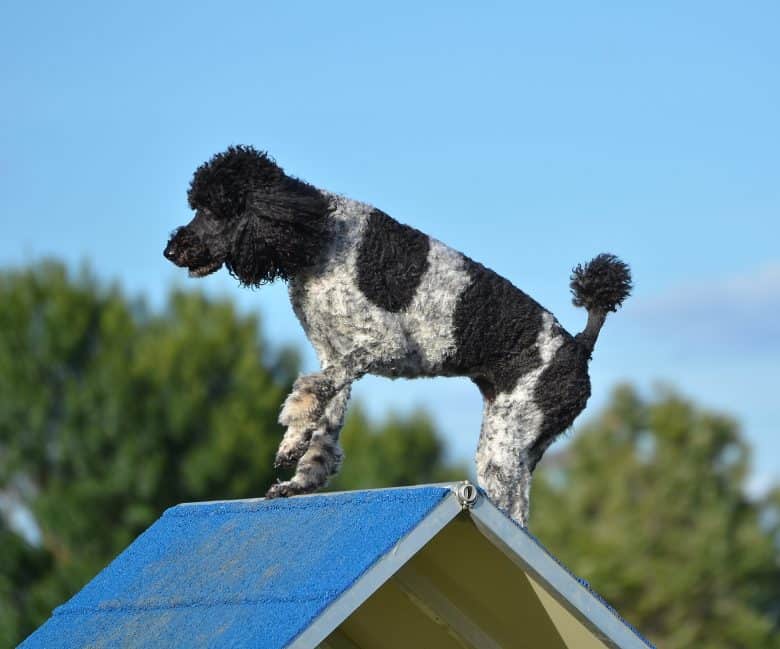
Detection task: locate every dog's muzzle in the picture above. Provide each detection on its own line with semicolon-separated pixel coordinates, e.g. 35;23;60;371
164;227;223;277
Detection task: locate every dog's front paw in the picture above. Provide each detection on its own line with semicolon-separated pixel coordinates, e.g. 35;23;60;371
274;439;310;469
274;423;315;469
265;480;302;499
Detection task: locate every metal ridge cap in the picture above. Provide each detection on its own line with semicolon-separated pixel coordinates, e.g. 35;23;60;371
175;481;466;509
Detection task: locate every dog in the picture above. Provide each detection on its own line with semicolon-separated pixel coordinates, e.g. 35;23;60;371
164;145;631;526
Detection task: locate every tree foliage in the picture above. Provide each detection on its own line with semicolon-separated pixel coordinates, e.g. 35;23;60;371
0;261;460;645
329;404;466;491
531;384;780;649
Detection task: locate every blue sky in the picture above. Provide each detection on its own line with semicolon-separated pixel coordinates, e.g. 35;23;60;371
2;2;778;491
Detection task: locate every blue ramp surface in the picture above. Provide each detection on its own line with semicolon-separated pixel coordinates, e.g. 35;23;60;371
21;486;450;649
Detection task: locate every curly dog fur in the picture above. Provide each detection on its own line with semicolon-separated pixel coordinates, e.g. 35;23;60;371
164;145;631;526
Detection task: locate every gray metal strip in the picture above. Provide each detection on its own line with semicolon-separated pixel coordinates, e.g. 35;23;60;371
469;497;650;649
180;481;463;508
288;489;463;649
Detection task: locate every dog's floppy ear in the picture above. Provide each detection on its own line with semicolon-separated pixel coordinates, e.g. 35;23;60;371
226;216;275;286
226;205;332;287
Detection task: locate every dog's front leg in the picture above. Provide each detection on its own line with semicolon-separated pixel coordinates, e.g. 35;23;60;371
274;373;342;469
274;374;332;470
278;373;338;432
276;352;371;463
274;373;351;469
267;386;351;498
268;352;370;497
280;351;371;423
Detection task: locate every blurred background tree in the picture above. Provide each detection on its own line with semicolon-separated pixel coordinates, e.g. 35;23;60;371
531;385;780;649
329;404;465;491
0;261;778;647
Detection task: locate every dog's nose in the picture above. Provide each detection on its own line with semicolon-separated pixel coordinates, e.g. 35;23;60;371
163;240;177;261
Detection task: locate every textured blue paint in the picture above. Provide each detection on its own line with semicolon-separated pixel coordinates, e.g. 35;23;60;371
20;486;450;649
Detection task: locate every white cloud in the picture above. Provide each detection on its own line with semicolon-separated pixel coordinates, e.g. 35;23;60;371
0;494;42;546
629;261;780;350
745;471;777;499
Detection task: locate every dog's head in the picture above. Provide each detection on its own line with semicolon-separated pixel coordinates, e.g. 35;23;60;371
164;146;330;286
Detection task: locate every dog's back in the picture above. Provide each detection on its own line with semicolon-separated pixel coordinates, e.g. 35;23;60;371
290;194;570;385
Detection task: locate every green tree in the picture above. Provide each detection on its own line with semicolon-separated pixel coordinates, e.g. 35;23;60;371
330;403;466;491
0;518;52;649
531;385;780;649
0;261;296;641
0;261;461;645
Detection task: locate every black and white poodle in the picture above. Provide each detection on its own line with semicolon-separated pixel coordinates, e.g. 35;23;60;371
164;146;631;526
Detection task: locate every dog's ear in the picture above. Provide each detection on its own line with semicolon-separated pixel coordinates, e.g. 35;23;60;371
225;204;331;287
226;216;276;286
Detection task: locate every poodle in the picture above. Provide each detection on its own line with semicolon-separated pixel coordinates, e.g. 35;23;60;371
164;146;631;526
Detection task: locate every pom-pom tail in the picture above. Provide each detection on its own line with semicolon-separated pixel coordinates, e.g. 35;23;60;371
570;253;632;354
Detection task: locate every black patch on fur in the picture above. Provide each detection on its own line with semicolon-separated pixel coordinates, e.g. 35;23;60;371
187;146;332;286
472;376;496;401
356;209;430;312
528;337;591;471
449;260;546;394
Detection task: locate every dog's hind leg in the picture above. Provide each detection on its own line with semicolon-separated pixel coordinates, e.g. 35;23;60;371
267;385;351;498
474;388;544;527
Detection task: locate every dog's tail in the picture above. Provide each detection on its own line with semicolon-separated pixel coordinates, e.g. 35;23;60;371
570;253;632;356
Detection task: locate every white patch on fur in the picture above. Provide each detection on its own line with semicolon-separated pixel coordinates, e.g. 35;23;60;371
289;195;399;369
400;239;470;374
289;195;469;379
